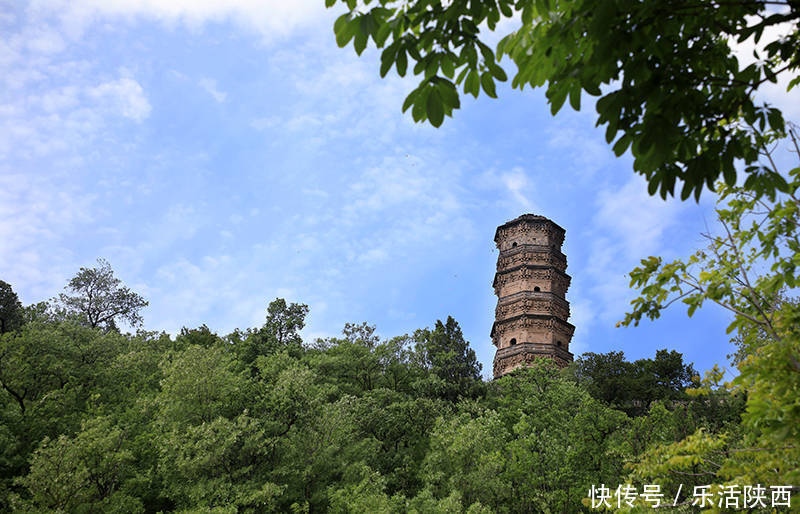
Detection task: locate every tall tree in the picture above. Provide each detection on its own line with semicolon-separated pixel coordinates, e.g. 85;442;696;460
0;280;23;334
308;322;385;395
58;258;148;330
414;316;483;402
572;349;699;416
234;298;309;368
327;0;799;199
264;297;309;348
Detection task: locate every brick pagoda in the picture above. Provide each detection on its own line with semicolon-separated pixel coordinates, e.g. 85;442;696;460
491;214;574;378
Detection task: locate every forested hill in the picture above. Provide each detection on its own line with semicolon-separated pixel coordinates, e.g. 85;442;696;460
0;271;744;512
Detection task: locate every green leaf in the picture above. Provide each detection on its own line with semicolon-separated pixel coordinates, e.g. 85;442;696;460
427;88;444;127
456;66;470;84
412;87;430;122
613;135;631;157
583;82;601;96
767;108;784;132
490;64;507;81
425;56;439;79
396;50;408;76
441;55;455;79
465;69;480;98
374;21;393;47
414;57;427;76
548;87;567;115
380;44;398;77
568;87;581;111
402;89;418;113
480;72;497;98
334;14;355;48
354;30;368;55
436;80;460;110
477;41;495;65
722;164;736;186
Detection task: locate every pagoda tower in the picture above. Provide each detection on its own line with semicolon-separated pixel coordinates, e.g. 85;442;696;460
491;214;574;378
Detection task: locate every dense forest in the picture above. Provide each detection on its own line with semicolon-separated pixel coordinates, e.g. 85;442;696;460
0;266;745;512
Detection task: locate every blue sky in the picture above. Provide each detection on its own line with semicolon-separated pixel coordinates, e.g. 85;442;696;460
3;1;797;379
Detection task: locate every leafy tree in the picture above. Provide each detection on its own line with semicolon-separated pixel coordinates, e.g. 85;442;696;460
572;349;699;416
349;389;445;495
621;131;800;487
327;0;799;199
0;321;124;418
234;298;309;368
571;350;635;407
328;465;407;513
157;414;285;511
15;416;142;513
264;298;309;349
157;344;246;426
155;346;279;510
309;322;385;395
413;316;483;402
0;281;23;334
422;361;627;512
20;301;52;324
175;324;222;349
0;322;132;510
643;349;698;398
374;334;424;395
249;352;358;511
58;258;148;330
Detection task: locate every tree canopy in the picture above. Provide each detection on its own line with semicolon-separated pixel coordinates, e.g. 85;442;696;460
326;0;799;199
57;258;148;330
3;263;747;511
0;281;23;335
572;349;699;416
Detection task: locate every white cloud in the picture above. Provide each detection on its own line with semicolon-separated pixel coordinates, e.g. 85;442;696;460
198;77;226;103
0;172;96;298
39;85;80;112
500;167;534;210
89;77;151;121
594;176;686;258
286;114;322;132
579;175;691;324
476;166;542;215
24;26;66;54
44;0;330;43
250;116;279;130
303;188;329;199
546;122;612;176
358;247;389;265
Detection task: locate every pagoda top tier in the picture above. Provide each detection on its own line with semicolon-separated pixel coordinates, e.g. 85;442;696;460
494;214;566;248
